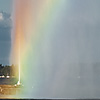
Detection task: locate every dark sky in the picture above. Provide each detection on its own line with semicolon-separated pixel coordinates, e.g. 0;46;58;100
0;1;12;65
0;0;12;13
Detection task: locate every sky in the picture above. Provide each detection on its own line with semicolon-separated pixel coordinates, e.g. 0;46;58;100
0;0;12;65
0;0;12;13
0;0;100;98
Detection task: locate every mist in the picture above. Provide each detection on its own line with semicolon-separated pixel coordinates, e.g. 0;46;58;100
11;0;100;99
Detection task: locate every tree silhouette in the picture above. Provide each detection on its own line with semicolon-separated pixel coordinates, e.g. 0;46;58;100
0;64;16;77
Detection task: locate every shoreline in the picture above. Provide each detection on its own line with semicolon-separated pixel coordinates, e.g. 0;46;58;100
0;84;22;96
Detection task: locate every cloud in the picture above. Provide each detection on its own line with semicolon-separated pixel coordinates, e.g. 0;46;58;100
0;12;11;28
0;13;3;21
0;12;11;42
0;12;11;65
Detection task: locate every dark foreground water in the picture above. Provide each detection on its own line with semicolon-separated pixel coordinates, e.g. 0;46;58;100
0;78;17;85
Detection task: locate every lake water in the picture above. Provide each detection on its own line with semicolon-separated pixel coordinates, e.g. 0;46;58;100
0;78;17;85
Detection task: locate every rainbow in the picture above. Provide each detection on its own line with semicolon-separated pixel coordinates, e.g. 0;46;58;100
10;0;67;96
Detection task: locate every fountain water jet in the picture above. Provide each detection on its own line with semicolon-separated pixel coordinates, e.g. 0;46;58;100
17;40;21;86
